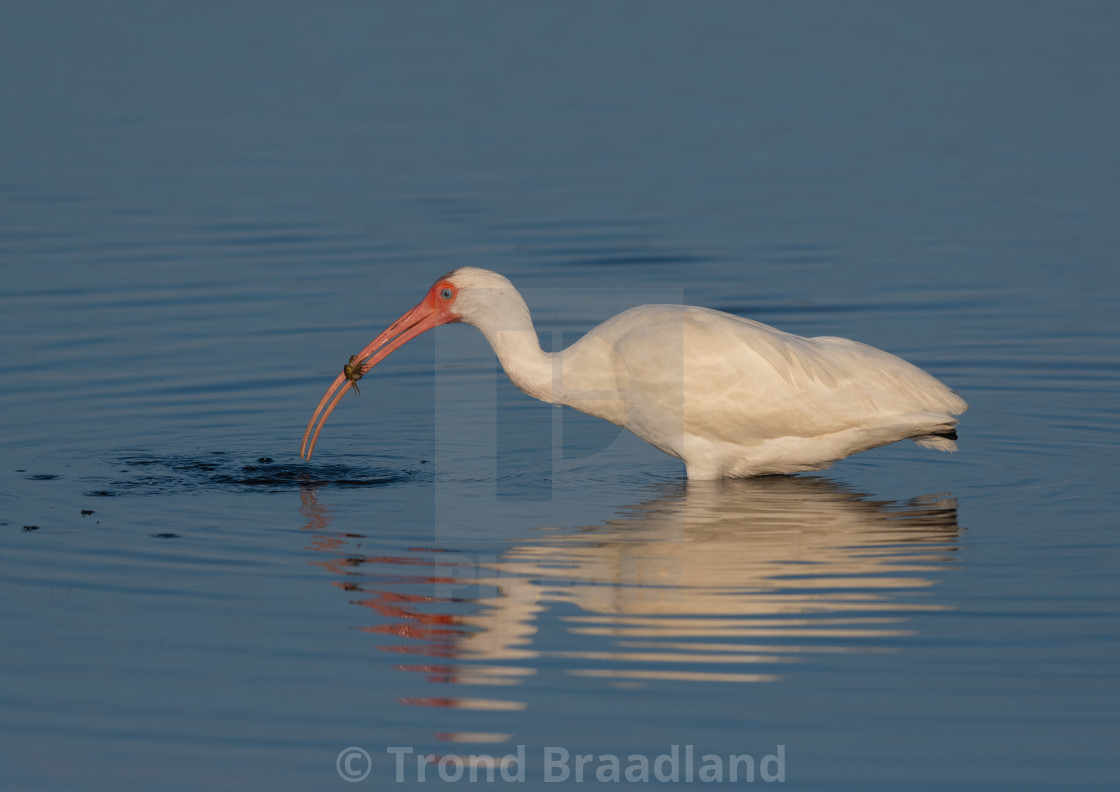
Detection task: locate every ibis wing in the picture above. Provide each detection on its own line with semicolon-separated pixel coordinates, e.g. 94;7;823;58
581;306;964;451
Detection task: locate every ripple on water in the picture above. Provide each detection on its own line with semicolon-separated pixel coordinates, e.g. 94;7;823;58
83;452;421;497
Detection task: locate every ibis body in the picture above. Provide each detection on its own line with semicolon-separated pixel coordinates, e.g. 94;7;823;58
301;268;966;479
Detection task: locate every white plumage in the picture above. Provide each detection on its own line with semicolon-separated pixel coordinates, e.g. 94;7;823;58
302;267;966;478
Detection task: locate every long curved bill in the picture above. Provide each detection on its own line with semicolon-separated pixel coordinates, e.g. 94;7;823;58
300;292;458;460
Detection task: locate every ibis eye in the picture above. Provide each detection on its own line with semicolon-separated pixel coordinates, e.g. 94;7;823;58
440;288;453;300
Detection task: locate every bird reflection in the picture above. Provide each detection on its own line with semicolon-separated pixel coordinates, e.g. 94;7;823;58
299;476;961;702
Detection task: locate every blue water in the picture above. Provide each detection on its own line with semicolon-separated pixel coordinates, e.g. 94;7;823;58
2;2;1118;789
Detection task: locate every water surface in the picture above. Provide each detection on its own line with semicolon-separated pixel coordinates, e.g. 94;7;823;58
1;2;1118;790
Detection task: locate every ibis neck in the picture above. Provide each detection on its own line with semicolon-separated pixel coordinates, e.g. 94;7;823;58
469;303;557;404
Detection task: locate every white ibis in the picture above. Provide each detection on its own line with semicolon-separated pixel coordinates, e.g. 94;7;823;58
300;268;966;478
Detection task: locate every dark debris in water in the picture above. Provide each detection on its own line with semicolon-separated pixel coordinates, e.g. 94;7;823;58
86;453;415;496
23;525;40;532
152;532;179;539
